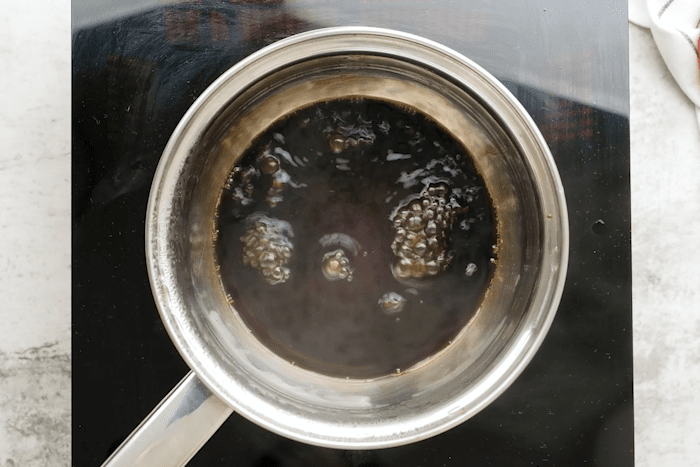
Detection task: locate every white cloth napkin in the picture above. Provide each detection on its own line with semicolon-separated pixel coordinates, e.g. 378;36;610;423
629;0;700;124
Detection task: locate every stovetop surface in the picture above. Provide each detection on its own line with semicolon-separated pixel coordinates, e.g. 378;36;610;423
72;1;632;466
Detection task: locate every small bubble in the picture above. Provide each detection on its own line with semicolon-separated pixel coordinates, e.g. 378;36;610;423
406;216;424;231
592;219;606;235
259;154;280;174
395;228;406;242
260;252;276;268
426;261;439;275
434;183;448;196
329;134;345;153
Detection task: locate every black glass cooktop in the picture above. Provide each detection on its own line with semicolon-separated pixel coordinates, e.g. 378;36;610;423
72;1;632;465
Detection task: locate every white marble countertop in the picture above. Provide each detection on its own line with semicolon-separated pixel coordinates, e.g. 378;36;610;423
629;22;700;467
1;1;698;465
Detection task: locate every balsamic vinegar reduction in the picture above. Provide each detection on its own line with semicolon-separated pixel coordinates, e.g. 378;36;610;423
215;98;497;378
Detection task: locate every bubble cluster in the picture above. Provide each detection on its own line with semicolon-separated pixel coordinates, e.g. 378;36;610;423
321;249;354;282
253;147;307;207
240;213;294;284
390;183;456;279
225;165;258;206
325;111;377;154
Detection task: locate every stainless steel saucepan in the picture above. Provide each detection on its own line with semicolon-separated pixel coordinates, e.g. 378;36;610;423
102;27;568;466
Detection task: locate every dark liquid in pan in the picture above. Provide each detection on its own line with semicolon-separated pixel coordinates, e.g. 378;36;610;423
215;98;496;378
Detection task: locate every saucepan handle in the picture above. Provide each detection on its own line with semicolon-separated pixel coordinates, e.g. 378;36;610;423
102;371;234;467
